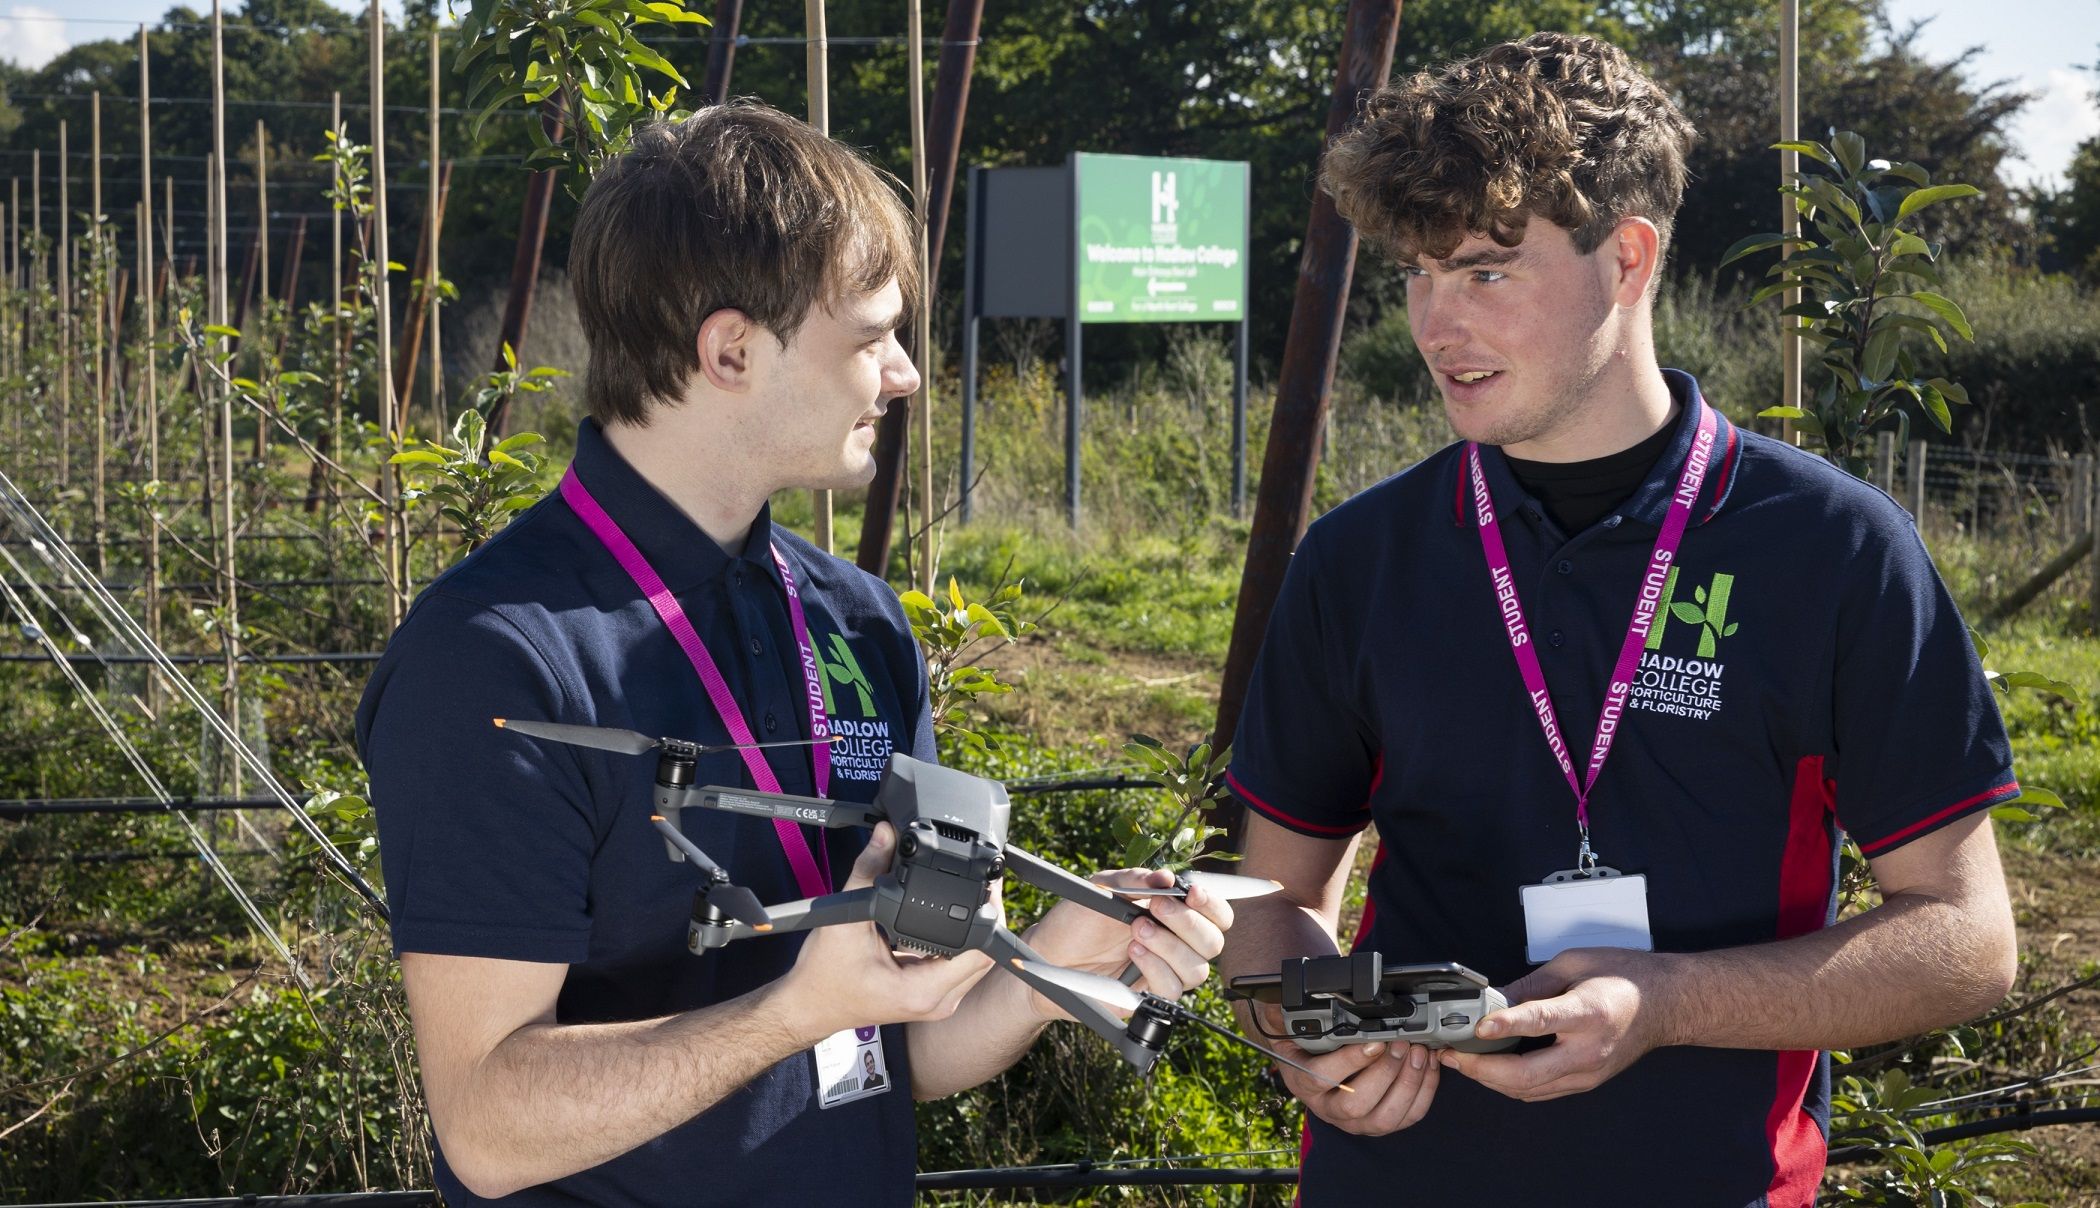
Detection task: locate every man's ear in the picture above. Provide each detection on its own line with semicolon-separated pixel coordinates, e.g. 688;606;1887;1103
695;308;759;393
1607;217;1662;308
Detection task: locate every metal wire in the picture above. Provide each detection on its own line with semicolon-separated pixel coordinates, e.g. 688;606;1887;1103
0;467;388;919
0;559;304;984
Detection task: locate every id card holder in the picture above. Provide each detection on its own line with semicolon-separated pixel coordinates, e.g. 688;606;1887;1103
1519;867;1653;964
814;1025;890;1108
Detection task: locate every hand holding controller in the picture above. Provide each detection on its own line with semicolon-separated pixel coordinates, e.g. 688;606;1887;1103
1227;952;1518;1055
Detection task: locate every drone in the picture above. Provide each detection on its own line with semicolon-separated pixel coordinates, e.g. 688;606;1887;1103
494;717;1348;1089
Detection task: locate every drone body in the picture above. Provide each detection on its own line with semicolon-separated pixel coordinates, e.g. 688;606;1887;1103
496;716;1301;1082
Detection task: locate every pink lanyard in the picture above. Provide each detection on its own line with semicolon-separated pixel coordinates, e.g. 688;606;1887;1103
1466;403;1718;868
561;467;834;898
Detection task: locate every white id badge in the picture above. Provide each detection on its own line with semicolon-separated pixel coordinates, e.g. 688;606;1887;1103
814;1025;890;1108
1520;868;1653;964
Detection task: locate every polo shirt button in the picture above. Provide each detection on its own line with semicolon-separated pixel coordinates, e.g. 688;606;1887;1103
1556;559;1573;575
749;637;763;655
765;713;779;734
1548;630;1565;648
733;567;745;587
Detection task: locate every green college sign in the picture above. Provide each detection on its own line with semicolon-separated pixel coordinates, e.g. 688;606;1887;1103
1075;153;1249;324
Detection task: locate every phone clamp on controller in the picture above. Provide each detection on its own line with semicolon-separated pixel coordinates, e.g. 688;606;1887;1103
1227;952;1518;1054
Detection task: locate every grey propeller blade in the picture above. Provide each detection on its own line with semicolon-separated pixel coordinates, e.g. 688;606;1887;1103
1012;958;1145;1013
1179;1008;1352;1092
707;884;775;932
495;718;659;756
1103;872;1283;902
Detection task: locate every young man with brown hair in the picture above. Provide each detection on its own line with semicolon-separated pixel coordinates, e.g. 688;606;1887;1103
1220;33;2019;1204
357;102;1233;1207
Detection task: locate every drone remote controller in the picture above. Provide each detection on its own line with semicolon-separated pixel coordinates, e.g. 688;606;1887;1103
1228;952;1517;1054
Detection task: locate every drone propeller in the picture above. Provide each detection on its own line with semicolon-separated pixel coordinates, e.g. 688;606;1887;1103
496;717;841;759
1010;959;1351;1092
1102;871;1283;903
651;816;773;931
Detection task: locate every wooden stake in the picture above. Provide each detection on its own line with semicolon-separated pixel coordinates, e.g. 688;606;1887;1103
331;91;344;460
212;0;243;793
92;92;108;575
59;120;71;487
254;119;270;462
371;0;404;625
140;24;163;655
806;0;832;551
907;0;933;594
429;28;445;435
1779;0;1802;444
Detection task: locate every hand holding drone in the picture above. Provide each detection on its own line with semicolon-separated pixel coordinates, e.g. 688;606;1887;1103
494;717;1348;1089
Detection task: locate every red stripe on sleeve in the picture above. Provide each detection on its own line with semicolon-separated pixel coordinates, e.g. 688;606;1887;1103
1856;780;2020;856
1227;770;1368;837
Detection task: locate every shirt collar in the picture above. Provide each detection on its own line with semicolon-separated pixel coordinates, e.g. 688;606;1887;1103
567;417;779;593
1453;369;1741;531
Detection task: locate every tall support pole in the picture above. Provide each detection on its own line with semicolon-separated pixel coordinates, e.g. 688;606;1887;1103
252;120;270;461
1209;0;1403;847
162;175;174;305
428;29;446;434
212;0;242;794
92;92;107;575
484;107;561;437
59;120;71;487
394;160;451;429
854;0;983;575
1779;0;1802;439
331;91;345;458
371;0;404;628
806;0;833;552
906;0;934;590
256;121;270;309
702;0;744;105
141;25;161;652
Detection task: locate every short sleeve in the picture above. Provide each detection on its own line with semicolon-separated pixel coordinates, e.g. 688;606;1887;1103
1227;528;1378;838
357;592;602;963
1830;515;2018;856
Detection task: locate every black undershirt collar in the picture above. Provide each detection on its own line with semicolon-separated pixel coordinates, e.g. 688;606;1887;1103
1503;413;1681;536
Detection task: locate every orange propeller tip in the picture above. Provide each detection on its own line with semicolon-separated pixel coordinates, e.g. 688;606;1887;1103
753;923;774;932
650;815;665;823
492;717;507;727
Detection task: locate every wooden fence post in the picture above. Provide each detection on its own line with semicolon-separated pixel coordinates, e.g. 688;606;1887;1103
1908;439;1928;531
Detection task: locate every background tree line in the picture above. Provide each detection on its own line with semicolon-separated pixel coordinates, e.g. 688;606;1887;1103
0;0;2092;444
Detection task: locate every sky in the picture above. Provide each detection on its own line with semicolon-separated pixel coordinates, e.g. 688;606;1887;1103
2;1;2096;189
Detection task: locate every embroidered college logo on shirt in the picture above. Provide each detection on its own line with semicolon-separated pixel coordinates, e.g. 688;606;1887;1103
1630;566;1739;722
818;633;897;781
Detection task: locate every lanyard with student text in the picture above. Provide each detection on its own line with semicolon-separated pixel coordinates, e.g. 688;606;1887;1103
560;467;834;898
1466;403;1717;871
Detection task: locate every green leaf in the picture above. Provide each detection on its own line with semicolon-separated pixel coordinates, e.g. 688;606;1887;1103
1718;233;1802;266
203;323;242;338
1995;670;2079;700
1895;184;1982;221
1860;328;1901;384
492;432;546;454
1771;140;1837;169
488;449;528;469
1758;406;1809;419
2011;786;2065;809
1832;131;1866;176
390;450;449;465
1928;377;1970;407
1908;292;1974;341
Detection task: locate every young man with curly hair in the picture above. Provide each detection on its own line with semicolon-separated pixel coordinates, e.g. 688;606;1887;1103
1220;32;2018;1205
358;102;1234;1207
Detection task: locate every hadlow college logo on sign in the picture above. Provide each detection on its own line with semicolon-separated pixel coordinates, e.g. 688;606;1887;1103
1629;566;1740;723
817;634;896;782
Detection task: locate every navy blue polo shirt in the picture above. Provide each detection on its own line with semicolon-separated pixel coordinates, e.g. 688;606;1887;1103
1229;372;2016;1208
356;418;934;1207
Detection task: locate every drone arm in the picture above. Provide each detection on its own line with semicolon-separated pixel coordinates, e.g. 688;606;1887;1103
1001;846;1147;925
683;785;881;829
743;887;879;935
984;927;1162;1075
